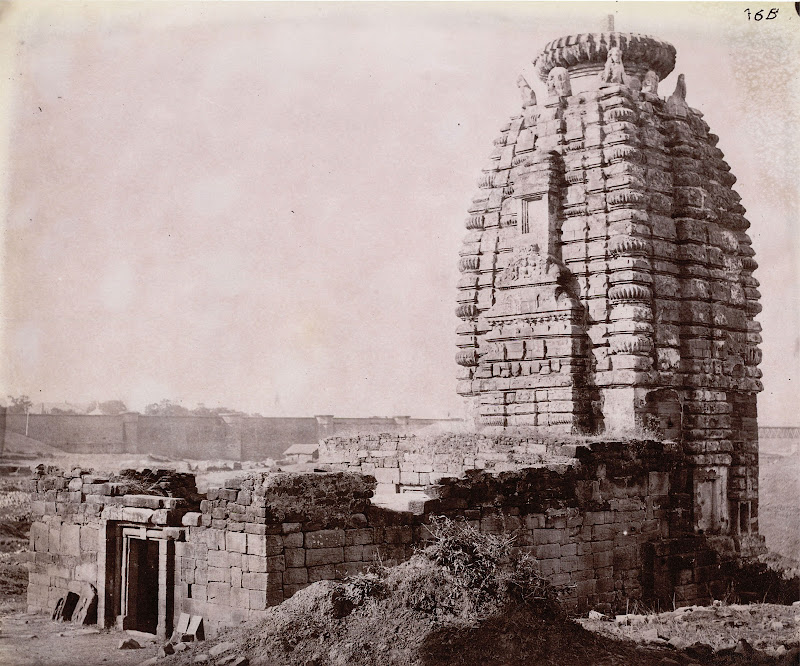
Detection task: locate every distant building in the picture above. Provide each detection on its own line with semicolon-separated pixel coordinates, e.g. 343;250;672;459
282;443;319;464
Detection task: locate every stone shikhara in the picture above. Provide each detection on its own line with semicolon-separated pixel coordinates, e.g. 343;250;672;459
455;31;761;538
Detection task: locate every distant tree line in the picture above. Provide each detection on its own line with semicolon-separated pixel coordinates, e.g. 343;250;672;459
5;395;33;414
143;399;250;417
4;395;258;417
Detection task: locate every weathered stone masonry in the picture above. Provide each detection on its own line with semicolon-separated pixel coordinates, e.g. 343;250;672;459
28;435;764;636
455;30;762;543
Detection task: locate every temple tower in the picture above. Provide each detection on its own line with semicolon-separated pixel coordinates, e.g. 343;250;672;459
455;31;762;539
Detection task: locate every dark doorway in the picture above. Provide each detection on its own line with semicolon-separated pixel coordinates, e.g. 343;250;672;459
125;538;159;634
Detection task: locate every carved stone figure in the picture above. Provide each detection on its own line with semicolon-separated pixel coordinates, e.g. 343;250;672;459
642;70;660;95
600;46;626;84
627;76;642;100
516;75;537;108
546;67;571;98
666;73;689;116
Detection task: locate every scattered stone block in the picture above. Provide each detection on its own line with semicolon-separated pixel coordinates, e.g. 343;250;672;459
158;643;175;657
209;641;236;657
118;638;142;649
182;512;202;527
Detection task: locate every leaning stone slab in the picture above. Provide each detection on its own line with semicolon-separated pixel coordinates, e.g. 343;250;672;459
187;614;204;640
175;612;191;635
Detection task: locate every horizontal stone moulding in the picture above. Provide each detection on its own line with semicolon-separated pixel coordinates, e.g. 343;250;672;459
604;107;637;123
606;189;646;207
479;415;507;427
608;236;652;257
465;215;485;230
608;284;652;302
744;347;762;366
609;335;653;355
477;173;495;188
745;301;762;316
603;145;641;163
565;170;585;185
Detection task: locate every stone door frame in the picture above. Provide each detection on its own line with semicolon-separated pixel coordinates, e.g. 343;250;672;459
97;520;181;640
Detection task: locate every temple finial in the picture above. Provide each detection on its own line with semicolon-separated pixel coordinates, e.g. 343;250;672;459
606;14;615;31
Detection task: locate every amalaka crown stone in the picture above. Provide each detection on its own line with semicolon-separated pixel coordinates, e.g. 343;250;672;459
533;32;676;94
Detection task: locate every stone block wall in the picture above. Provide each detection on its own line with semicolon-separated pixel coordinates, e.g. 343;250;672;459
27;437;765;637
177;473;418;634
26;466;195;623
319;433;578;494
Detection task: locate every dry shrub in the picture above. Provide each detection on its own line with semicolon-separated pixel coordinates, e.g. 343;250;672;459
379;516;563;620
421;516;512;608
339;567;390;607
502;552;561;609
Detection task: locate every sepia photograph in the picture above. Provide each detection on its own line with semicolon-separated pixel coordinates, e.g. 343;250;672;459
0;1;798;664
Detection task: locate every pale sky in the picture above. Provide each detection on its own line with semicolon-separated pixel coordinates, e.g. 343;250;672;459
1;2;798;423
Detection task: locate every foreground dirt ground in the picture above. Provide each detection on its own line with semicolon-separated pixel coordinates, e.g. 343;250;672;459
578;602;800;658
1;600;798;666
0;607;162;666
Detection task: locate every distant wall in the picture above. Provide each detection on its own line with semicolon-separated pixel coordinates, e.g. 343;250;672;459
136;416;238;459
5;414;126;453
240;418;319;461
758;427;800;438
3;413;459;460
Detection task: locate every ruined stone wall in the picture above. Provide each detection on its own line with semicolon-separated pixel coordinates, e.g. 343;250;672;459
175;439;754;634
28;439;763;637
177;473;419;634
26;467;194;620
319;433;579;493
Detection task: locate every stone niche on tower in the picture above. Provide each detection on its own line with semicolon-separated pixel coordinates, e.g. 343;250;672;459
455;31;763;537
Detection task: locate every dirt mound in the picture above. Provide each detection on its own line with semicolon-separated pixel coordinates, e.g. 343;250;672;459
170;575;800;666
165;518;800;666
